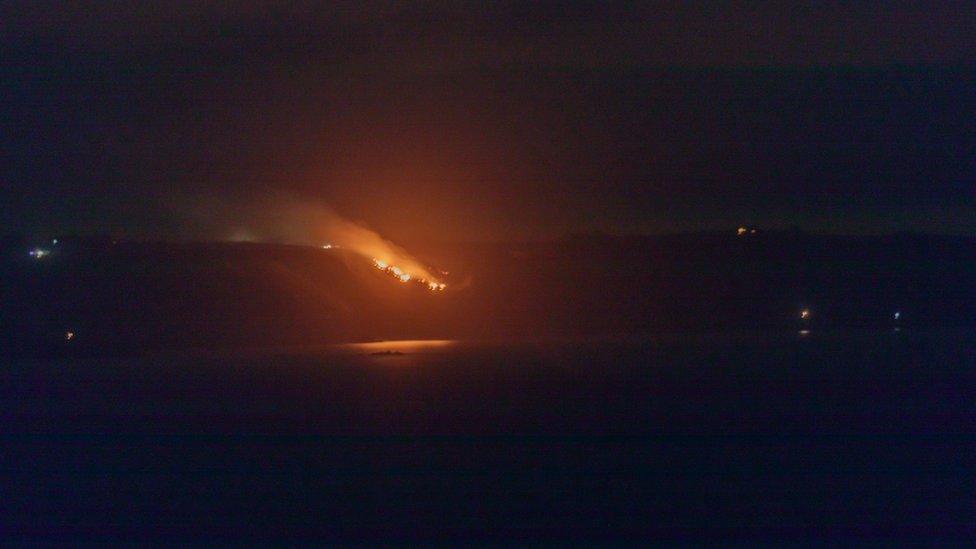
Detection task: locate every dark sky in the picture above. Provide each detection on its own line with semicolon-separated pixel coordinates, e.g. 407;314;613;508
3;2;975;241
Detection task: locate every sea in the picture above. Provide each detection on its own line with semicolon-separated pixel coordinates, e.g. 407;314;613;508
2;329;973;541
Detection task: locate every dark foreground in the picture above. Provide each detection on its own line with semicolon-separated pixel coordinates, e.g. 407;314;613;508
2;331;974;542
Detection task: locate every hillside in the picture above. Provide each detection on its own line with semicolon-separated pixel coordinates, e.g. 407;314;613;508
2;231;973;355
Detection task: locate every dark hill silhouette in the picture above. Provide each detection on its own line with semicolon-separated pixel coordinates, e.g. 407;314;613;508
2;232;973;356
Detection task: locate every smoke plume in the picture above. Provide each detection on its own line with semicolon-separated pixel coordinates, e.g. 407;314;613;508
178;193;441;283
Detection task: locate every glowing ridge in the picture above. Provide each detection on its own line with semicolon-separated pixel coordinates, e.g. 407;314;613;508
372;258;446;291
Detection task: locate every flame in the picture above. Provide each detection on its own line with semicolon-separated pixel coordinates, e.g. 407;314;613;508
178;194;447;291
372;257;446;291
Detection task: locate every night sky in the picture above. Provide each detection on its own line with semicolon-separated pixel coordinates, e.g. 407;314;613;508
3;2;975;241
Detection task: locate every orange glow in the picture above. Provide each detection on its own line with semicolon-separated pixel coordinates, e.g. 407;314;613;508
340;339;458;355
372;257;446;291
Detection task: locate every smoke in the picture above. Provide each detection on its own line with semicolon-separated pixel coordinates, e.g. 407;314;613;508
176;193;442;284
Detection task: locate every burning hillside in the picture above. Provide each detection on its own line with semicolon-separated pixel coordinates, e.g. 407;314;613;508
178;194;449;291
371;257;447;291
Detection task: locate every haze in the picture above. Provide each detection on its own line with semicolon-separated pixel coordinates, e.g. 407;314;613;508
3;2;975;241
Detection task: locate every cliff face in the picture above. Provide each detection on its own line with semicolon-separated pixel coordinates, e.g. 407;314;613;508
2;233;974;355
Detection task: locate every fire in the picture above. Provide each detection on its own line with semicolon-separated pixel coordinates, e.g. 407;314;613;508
372;258;446;291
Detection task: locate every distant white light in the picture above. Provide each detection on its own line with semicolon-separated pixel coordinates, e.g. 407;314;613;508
52;238;59;245
800;309;810;320
321;243;334;249
737;227;747;236
65;331;75;341
893;311;901;320
29;248;50;259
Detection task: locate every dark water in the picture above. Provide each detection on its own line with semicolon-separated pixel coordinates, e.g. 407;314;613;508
2;330;974;541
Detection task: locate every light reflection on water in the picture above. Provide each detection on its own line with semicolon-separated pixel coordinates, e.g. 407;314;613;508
339;339;459;356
